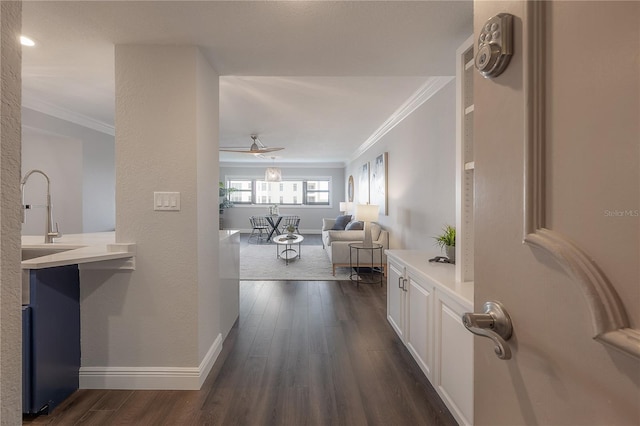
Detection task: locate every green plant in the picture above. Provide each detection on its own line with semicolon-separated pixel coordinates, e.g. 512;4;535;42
286;224;296;233
219;182;236;212
434;225;456;249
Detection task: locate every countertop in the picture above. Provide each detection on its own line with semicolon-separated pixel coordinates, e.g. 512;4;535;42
219;229;240;241
21;232;135;270
385;249;474;308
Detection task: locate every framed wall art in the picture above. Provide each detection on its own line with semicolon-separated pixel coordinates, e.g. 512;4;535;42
347;175;354;202
358;162;369;204
370;152;388;215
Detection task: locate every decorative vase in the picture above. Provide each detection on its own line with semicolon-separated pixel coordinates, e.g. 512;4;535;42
445;245;456;264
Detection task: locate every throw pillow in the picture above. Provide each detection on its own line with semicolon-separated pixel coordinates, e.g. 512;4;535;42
332;214;352;230
345;220;364;230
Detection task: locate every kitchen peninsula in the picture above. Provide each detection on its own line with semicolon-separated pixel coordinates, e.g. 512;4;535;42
21;232;135;272
21;232;135;415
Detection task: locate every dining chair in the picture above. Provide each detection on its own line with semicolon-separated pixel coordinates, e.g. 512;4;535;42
248;216;270;244
279;215;300;234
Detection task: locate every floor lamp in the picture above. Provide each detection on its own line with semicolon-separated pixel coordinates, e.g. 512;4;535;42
355;204;379;247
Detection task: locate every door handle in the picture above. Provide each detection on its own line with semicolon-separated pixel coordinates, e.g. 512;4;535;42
462;301;513;360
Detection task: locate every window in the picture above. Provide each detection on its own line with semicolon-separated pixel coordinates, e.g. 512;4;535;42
224;177;331;206
227;179;253;203
304;180;330;205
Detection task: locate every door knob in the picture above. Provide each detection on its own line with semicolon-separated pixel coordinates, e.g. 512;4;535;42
462;301;513;360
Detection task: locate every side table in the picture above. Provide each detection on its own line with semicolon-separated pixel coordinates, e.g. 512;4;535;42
349;242;384;287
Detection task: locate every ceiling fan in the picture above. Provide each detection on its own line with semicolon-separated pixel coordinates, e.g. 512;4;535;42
219;135;284;155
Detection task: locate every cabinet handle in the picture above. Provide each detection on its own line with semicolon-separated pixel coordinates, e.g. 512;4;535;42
398;276;403;289
402;278;408;292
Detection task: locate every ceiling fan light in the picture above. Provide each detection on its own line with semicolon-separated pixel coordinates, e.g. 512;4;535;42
265;167;282;182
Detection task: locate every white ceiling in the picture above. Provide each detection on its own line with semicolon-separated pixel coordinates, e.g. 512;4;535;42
21;1;473;164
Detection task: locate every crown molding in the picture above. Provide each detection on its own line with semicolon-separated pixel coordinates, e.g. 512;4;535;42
22;94;115;136
220;161;346;169
351;75;454;161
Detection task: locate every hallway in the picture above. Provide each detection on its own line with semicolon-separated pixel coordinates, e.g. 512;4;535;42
24;280;457;425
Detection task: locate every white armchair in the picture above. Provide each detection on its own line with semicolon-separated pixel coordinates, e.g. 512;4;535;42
322;218;389;276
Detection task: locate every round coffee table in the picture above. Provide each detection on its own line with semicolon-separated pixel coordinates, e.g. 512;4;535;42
273;234;304;265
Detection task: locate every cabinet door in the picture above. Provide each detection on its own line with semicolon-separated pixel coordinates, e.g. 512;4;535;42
386;260;405;340
436;292;473;426
28;265;80;414
405;275;434;379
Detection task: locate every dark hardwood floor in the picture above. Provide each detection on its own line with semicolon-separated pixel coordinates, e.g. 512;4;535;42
24;280;457;426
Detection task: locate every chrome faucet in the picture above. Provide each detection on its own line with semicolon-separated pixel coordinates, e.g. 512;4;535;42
21;169;61;243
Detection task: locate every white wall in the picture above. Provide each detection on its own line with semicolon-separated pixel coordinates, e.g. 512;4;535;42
346;80;456;256
21;126;83;235
21;107;115;234
196;51;221;362
79;45;221;389
82;136;115;232
219;164;345;232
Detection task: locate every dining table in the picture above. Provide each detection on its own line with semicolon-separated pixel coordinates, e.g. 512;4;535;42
263;214;285;242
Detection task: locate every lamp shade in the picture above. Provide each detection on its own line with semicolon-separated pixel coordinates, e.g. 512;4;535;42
355;204;379;223
265;167;282;182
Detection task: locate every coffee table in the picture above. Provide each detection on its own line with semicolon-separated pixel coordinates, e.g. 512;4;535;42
273;234;304;265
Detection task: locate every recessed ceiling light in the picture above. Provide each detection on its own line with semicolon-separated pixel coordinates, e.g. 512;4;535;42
20;36;35;47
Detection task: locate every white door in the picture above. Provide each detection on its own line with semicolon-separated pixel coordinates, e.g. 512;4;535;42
472;1;639;425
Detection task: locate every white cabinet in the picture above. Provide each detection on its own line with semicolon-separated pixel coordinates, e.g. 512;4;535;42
387;258;406;340
405;273;435;380
386;250;474;426
219;230;240;340
387;257;435;380
436;290;474;426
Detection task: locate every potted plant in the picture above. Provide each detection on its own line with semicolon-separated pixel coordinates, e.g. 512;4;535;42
285;224;296;237
219;182;236;214
434;225;456;263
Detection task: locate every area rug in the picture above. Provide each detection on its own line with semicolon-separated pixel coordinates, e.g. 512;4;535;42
240;243;352;281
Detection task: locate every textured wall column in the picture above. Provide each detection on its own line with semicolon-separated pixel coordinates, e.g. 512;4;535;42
0;1;22;423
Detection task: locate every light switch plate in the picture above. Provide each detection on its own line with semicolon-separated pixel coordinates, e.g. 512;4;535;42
154;192;180;211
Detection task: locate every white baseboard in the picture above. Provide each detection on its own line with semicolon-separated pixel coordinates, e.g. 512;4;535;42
79;333;223;390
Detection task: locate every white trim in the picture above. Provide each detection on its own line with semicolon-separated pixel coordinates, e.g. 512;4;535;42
521;1;639;360
22;94;115;136
220;161;346;169
79;333;223;390
197;334;223;388
351;76;454;161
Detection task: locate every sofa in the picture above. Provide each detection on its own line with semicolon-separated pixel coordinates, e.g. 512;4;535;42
322;217;389;276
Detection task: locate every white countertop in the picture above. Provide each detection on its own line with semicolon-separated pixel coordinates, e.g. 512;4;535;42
386;249;474;308
219;229;240;241
21;232;135;270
